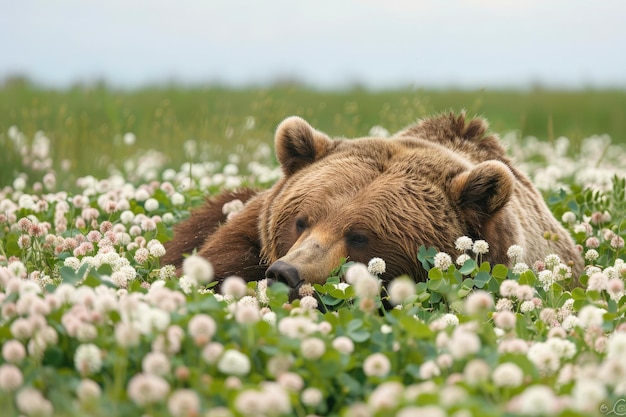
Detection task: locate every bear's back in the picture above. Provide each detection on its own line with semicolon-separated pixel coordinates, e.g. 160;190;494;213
396;112;508;165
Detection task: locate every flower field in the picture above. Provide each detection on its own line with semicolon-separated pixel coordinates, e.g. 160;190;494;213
1;103;626;417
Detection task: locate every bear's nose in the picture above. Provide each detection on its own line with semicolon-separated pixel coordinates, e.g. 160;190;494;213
265;261;303;288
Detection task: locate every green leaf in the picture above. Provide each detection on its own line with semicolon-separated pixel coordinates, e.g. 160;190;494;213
458;259;477;275
491;264;509;280
519;270;536;286
474;271;491;289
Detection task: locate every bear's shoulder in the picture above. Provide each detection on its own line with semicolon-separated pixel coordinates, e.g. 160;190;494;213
396;112;508;163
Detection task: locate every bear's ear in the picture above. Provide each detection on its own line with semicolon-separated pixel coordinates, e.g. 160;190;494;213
275;116;335;175
449;161;515;226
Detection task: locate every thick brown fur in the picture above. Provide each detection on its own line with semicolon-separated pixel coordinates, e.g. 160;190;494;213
163;112;584;292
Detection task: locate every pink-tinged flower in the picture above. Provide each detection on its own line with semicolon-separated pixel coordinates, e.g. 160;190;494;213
201;342;224;365
363;353;391;377
368;381;404;411
76;378;101;402
221;275;247;298
277;372;304;391
188;314;217;346
464;290;494;315
235;304;261;325
15;387;53;416
493;311;517;331
142;351;171;376
2;339;26;363
134;247;149;264
419;360;441;379
0;363;24;392
167;389;200;417
127;373;170;407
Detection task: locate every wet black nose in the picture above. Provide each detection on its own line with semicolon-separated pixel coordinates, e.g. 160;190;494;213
265;261;302;288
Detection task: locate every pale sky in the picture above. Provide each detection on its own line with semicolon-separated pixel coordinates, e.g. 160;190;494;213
2;0;625;89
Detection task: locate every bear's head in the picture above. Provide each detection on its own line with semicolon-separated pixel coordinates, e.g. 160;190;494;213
260;116;518;293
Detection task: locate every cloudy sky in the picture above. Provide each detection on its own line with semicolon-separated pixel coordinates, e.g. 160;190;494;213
2;0;625;89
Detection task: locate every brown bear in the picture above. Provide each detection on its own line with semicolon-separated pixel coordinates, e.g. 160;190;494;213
162;113;583;295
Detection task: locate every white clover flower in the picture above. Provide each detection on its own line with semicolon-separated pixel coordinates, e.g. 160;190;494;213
528;342;560;374
455;236;473;251
168;389;201;417
441;313;459;327
332;336;355;354
507;245;524;260
188;314;217;344
182;255;214;284
571;379;607;412
545;337;576;359
493;311;517;330
587;271;608;291
419;360;441;379
544;254;561;269
363;353;391;377
221;276;248;298
472;240;489;255
492;362;524;388
387;277;415;305
367;257;386;275
448;328;481;359
76;378;101;403
514;385;558;416
463;359;490;386
127;373;170;406
15;387;53;416
2;340;26;364
464;290;494;315
300;337;326;360
350;269;380;299
217;350;251;376
499;280;519;298
456;253;471;266
585;249;600;262
577;305;606;329
170;193;185;205
235;304;261;325
0;364;24;392
142;351;171;376
561;211;576;224
301;387;324;407
201;342;224;365
144;198;159;212
434;252;452;270
606;332;626;359
512;262;529;275
74;343;102;376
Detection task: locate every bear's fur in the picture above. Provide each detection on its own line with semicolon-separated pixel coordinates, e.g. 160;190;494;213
162;113;583;294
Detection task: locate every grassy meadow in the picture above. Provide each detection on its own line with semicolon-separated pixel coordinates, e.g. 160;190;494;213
1;81;625;188
1;81;626;417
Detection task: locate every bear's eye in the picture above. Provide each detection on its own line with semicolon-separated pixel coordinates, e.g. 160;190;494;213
295;218;308;233
346;231;369;248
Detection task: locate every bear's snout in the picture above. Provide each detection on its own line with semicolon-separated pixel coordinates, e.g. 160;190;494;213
266;260;302;289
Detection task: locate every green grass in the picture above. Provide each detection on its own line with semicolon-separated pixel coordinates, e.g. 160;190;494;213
1;80;625;187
